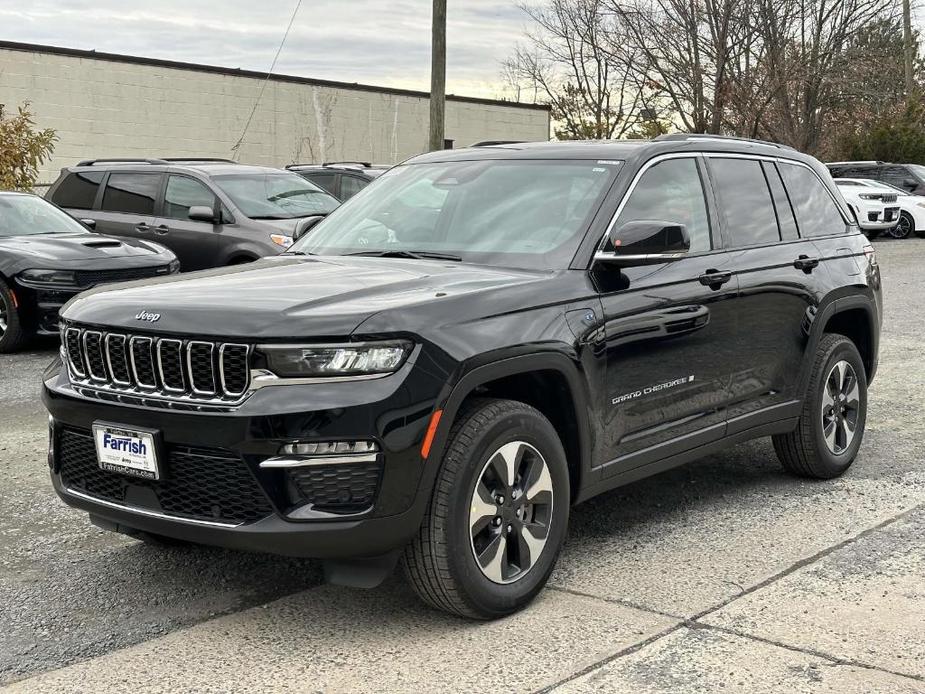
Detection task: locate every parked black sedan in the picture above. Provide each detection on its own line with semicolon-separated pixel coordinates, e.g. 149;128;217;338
0;192;178;352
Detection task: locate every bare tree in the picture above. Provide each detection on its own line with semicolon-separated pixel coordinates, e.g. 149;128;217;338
504;0;651;139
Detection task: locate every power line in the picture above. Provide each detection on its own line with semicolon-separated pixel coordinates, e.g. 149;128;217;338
231;0;303;160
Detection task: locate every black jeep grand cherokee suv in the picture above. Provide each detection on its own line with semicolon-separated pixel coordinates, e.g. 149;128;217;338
43;135;882;619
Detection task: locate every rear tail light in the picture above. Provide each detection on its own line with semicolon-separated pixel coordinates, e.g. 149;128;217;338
863;243;876;264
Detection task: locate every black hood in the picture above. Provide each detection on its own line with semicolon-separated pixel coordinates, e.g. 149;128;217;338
60;255;555;338
0;232;175;276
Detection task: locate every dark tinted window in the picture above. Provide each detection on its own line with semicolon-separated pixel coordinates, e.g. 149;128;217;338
101;173;160;215
764;163;799;240
340;175;368;199
51;171;104;209
779;163;846;237
301;172;337;196
710;158;779;246
880;165;913;189
164;176;214;220
614;157;711;253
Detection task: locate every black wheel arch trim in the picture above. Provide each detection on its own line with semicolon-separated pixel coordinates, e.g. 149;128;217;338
422;351;594;502
800;292;879;394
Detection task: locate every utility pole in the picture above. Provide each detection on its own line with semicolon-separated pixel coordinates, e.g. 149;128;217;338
903;0;914;97
428;0;447;152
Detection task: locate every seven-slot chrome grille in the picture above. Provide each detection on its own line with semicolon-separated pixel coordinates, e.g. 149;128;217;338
62;324;250;403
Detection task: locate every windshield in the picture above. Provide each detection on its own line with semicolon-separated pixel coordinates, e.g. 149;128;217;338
290;159;620;268
906;164;925;181
0;195;87;237
214;172;340;219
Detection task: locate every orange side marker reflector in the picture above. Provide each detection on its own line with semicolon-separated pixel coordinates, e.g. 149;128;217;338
421;409;443;459
9;289;18;309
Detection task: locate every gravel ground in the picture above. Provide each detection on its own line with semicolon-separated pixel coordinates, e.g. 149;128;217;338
1;238;923;692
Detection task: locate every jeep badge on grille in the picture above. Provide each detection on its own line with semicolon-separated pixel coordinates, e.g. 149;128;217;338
135;310;161;323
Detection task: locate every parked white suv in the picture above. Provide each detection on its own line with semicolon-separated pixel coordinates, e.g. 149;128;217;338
832;179;900;238
833;178;925;239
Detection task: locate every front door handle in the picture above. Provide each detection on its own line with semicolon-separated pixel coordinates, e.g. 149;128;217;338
794;255;819;272
135;223;150;232
154;225;170;235
698;270;733;289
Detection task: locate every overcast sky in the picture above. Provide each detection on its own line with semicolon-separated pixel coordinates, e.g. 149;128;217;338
0;0;537;99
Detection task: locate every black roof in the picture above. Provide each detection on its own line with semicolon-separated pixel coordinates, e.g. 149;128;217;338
0;40;551;113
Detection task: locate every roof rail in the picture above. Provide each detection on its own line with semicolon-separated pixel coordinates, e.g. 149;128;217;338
322;161;372;168
162;157;238;164
826;160;884;166
76;158;169;166
654;133;795;151
470;140;525;147
285;163;314;169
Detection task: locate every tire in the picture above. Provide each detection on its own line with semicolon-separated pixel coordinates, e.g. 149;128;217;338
890;211;914;239
402;398;570;619
916;229;925;239
773;334;867;479
0;278;29;353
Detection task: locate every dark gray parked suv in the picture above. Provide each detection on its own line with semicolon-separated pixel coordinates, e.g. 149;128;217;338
46;159;340;270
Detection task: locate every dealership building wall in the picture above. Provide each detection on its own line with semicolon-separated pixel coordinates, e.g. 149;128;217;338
0;42;551;185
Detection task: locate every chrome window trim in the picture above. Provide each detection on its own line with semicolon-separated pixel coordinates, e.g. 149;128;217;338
64;487;241;528
187;341;216;395
219;343;251;397
104;334;132;386
157;338;186;393
599;151;852;253
129;336;157;390
82;330;108;381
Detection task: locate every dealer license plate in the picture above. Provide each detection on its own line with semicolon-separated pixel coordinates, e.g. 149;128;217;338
93;423;159;480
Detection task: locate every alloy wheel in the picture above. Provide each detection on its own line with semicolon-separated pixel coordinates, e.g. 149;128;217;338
890;213;913;239
469;440;554;584
0;294;8;336
821;360;860;455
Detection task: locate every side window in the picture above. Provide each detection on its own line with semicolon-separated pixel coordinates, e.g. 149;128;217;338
763;162;799;241
613;158;711;253
164;176;215;220
340;175;368;199
778;163;847;237
303;172;337;196
51;172;104;209
880;165;912;189
709;157;780;246
101;173;160;215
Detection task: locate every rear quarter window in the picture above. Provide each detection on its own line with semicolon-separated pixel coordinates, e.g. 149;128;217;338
778;163;847;238
50;171;104;209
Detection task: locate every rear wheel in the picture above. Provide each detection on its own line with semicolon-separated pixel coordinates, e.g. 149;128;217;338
0;278;29;353
890;211;914;239
402;398;570;619
773;334;867;479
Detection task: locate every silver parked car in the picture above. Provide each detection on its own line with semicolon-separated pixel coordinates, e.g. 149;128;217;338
46;158;341;270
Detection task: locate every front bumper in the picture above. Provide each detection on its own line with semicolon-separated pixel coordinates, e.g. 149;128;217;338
855;204;900;231
43;357;445;559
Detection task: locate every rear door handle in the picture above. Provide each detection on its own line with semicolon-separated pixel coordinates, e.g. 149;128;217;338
135;223;150;232
698;270;732;289
154;225;170;235
794;255;820;272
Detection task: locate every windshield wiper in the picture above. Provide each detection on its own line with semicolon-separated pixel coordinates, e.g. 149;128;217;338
344;249;462;261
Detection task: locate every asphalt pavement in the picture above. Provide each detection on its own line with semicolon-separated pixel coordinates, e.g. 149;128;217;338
1;238;923;693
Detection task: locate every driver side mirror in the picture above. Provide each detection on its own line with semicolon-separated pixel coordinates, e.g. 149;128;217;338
595;220;690;267
79;218;97;231
188;206;218;223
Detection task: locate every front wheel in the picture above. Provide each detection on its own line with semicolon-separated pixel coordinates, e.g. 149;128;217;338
773;334;867;479
890;211;914;239
402;398;570;619
0;278;29;353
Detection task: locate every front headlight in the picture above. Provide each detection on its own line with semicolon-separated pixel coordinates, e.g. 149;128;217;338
259;340;412;378
20;269;77;285
858;193;880;200
270;234;294;249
